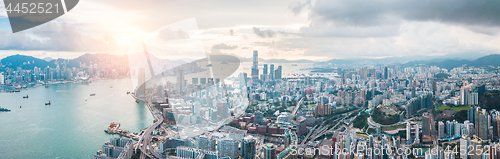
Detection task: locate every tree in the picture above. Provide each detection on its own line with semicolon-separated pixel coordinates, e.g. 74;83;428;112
353;112;369;129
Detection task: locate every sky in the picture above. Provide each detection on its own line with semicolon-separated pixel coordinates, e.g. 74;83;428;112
0;0;500;61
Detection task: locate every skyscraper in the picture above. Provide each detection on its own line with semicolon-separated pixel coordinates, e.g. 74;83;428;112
414;124;420;144
274;66;282;80
217;139;239;159
383;67;388;79
446;121;453;137
0;73;4;85
476;108;488;139
239;72;248;89
269;64;274;80
264;143;276;159
137;68;146;97
217;101;229;119
432;79;437;95
251;51;259;80
406;121;411;143
254;111;263;125
422;113;431;136
241;136;256;159
297;116;307;136
438;121;445;139
460;137;468;159
177;70;184;94
369;135;373;148
263;64;268;75
196;136;216;151
360;67;368;80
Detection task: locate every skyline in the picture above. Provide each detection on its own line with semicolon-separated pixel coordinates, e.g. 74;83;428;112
0;0;500;61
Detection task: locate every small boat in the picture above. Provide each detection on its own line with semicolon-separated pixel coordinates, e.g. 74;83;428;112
23;95;29;99
126;91;130;94
14;90;20;92
45;101;51;105
0;107;11;112
90;93;96;96
19;106;22;108
136;99;139;103
45;85;49;88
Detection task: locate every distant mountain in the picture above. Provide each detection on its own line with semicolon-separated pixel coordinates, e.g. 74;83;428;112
42;57;53;62
316;59;355;65
0;54;55;70
314;52;492;66
401;54;500;70
238;57;314;63
470;54;500;68
0;53;183;71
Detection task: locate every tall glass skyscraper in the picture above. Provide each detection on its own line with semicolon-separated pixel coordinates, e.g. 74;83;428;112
251;51;259;80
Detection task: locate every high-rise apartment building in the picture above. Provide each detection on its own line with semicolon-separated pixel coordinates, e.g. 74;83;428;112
196;136;216;151
422;113;431;137
274;66;282;80
438;121;445;139
217;139;239;159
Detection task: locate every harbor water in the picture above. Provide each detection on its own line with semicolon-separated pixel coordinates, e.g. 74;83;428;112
0;78;154;158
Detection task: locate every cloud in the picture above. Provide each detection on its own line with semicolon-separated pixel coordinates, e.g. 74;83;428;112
212;43;237;50
305;0;500;36
252;27;277;38
0;22;117;51
211;43;238;55
0;31;45;50
157;27;190;41
289;0;311;15
252;27;300;38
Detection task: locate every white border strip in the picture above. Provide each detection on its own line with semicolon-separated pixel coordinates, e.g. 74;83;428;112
60;0;68;13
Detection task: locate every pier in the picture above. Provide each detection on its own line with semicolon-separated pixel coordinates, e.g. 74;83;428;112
104;122;140;140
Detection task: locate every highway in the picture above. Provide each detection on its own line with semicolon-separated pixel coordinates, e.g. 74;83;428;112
137;102;164;159
291;97;304;118
298;108;363;149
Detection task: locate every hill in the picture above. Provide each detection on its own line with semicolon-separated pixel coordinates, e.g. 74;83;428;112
479;90;500;111
0;53;185;72
402;54;500;70
0;54;55;70
470;54;500;68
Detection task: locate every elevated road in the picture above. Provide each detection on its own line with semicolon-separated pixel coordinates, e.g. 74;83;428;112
291;97;304;118
136;102;163;159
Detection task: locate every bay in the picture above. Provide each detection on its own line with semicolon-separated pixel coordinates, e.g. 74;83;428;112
0;78;154;159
